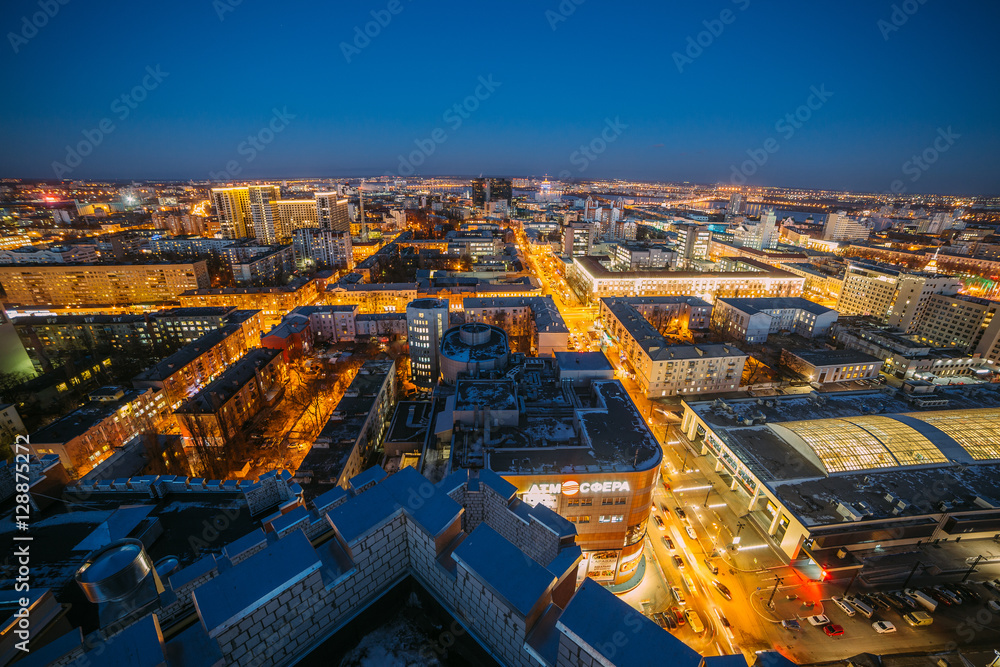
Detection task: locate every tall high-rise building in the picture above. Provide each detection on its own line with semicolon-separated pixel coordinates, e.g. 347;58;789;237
274;200;319;242
674;223;711;267
563;222;595;257
315;192;350;232
248;185;281;245
758;208;777;250
292;228;353;270
885;273;962;332
211;187;252;239
471;177;512;208
726;192;744;216
406;298;449;387
836;262;961;330
822;211;871;241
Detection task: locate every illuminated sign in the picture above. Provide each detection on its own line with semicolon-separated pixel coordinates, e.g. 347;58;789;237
525;480;631;496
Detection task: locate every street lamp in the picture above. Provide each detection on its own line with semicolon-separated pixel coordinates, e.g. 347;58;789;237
766;575;784;609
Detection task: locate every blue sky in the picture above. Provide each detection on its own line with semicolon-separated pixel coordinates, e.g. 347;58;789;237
1;0;998;194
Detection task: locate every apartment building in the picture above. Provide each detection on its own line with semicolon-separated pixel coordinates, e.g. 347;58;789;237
132;321;264;409
179;279;319;326
27;387;169;474
780;348;882;384
229;245;294;286
175;347;287;447
0;244;98;264
912;294;1000;354
324;282;419;313
711;297;839;343
610;243;676;271
598;296;713;335
571;256;803;304
274;199;319;241
836;262;961;332
600;300;746;397
463;296;569;356
0;261;210;306
292;228;353;270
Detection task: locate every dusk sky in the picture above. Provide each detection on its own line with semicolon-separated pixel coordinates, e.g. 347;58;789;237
2;0;998;194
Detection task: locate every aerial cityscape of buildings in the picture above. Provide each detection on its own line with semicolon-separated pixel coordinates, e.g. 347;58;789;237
1;175;1000;667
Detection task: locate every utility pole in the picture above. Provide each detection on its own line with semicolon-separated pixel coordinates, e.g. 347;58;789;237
962;555;983;583
902;560;923;589
766;575;784;609
844;567;862;596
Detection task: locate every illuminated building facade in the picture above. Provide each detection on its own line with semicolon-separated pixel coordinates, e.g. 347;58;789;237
0;261;210;306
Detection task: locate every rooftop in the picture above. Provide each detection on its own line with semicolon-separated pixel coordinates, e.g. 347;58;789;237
31;389;151;445
175;348;283;414
455;380;518;412
133;324;244;382
784;348;883;367
554;351;614;373
440;324;509;363
717;296;836;316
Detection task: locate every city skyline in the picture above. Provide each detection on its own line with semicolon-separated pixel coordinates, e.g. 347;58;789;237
1;1;998;194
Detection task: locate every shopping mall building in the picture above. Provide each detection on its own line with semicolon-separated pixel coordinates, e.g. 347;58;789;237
676;387;1000;576
440;352;662;585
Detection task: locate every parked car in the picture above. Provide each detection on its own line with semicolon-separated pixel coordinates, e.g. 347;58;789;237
872;621;896;634
664;612;677;630
671;606;685;625
868;594;891;611
703;558;719;575
807;615;830;626
671;586;685;604
831;596;856;617
824;624;845;637
653;515;665;530
988;600;1000;613
781;619;801;630
903;611;934;626
712;580;732;601
662;536;675;551
652;612;668;629
880;593;905;610
685;525;698;540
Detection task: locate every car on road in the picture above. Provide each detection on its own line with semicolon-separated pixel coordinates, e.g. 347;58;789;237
716;609;731;629
685;525;698;540
671;606;685;625
653;515;665;530
660;504;671;516
872;621;896;634
703;558;719;575
806;615;830;626
824;624;845;637
903;611;934;626
781;619;801;630
672;555;685;569
671;586;685;603
662;536;675;551
712;580;732;600
675;506;687;519
684;609;705;634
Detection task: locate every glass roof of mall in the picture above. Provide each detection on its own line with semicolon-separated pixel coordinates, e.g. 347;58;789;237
772;409;1000;474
